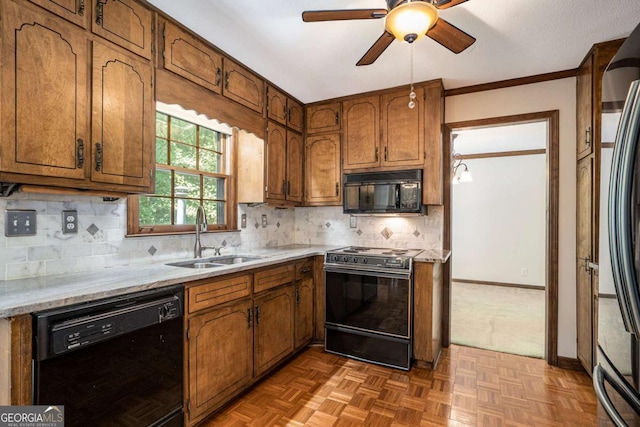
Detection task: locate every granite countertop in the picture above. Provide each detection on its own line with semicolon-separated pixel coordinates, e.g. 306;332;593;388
0;245;450;318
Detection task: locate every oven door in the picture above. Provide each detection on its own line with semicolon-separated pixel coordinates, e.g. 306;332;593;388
325;266;411;338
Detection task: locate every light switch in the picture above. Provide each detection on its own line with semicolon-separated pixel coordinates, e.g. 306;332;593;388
5;210;37;236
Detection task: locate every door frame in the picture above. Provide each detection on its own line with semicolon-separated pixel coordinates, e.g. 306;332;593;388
442;110;560;366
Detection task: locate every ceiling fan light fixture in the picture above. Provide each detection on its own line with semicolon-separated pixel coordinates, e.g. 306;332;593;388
385;1;438;43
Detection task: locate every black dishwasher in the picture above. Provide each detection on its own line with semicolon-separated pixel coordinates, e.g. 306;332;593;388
32;286;184;427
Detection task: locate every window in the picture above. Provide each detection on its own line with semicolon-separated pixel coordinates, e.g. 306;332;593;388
128;104;234;235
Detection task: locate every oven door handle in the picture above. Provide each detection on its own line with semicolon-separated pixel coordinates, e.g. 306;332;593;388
324;266;411;280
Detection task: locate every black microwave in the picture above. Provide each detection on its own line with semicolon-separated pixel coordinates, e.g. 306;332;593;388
343;170;426;215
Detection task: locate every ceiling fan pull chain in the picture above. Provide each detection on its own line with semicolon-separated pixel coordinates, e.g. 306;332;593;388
408;44;416;109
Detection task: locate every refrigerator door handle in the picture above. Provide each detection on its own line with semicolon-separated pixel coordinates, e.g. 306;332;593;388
610;79;640;336
594;363;640;426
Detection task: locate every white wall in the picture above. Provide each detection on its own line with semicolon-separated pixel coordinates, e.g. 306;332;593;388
452;154;546;286
445;77;578;358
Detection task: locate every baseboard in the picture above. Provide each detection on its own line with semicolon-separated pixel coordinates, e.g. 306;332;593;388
557;356;587;372
452;278;545;291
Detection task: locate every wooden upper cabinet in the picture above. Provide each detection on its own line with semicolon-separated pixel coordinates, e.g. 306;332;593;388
162;20;223;95
266;122;287;202
1;0;88;181
91;40;154;190
253;285;295;376
305;133;342;206
91;0;153;60
423;82;444;205
381;87;425;168
222;58;264;114
306;102;341;134
576;55;593;160
286;131;304;203
267;85;304;133
28;0;88;27
343;95;380;171
187;299;253;426
267;85;287;125
287;98;304;133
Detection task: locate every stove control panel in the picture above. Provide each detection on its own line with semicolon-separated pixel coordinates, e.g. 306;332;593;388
325;253;409;269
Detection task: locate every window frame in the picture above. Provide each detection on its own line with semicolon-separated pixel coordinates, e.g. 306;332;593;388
126;104;237;236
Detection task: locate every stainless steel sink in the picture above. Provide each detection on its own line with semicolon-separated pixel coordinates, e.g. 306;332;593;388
166;255;263;268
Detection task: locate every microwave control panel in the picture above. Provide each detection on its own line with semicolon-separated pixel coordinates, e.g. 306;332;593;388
400;183;419;209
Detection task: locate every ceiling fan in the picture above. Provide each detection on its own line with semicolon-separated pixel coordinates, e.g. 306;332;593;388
302;0;475;66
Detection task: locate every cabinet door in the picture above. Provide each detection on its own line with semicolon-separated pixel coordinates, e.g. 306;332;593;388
254;285;295;376
576;155;595;373
381;87;425;167
187;299;253;425
223;58;264;114
295;277;314;349
286;131;304;203
576;56;593;160
0;1;88;180
266;122;287;202
343;95;380;171
28;0;88;27
306;102;341;134
162;20;223;95
267;85;287;125
91;41;154;190
287;98;304;133
423;83;444;205
305;133;341;206
92;0;153;60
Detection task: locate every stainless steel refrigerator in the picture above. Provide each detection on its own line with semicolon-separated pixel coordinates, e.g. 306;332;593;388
595;22;640;426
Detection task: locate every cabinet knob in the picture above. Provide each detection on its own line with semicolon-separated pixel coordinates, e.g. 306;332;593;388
300;267;311;274
95;143;103;172
585;127;591;146
375;147;379;162
335;112;339;125
335;182;339;196
384;146;388;161
247;308;253;328
216;67;222;86
95;0;104;25
78;0;85;16
295;289;300;305
224;71;230;89
255;305;261;325
77;139;84;168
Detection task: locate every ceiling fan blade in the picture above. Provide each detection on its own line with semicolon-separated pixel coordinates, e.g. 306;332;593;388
427;18;476;54
356;31;395;66
432;0;469;10
302;9;387;22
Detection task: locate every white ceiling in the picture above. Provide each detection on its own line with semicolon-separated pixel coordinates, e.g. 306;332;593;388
147;0;640;104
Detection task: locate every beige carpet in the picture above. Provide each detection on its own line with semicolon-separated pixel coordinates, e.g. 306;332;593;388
451;281;545;358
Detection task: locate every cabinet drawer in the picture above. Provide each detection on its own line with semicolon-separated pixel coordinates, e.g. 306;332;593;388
295;259;313;280
188;274;252;313
254;265;295;293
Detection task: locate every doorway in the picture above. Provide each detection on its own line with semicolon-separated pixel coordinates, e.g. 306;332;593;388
443;111;560;365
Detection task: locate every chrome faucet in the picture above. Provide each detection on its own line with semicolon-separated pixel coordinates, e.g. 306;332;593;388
194;205;215;258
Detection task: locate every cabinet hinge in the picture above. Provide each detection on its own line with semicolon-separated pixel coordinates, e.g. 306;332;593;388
186;399;191;414
186;328;190;341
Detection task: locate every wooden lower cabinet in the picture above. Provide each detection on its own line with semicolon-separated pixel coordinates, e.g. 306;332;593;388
185;260;315;425
186;299;253;425
413;261;443;368
254;285;295;376
294;277;314;349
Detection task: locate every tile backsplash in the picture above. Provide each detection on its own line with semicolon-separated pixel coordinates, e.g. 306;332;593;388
0;194;442;280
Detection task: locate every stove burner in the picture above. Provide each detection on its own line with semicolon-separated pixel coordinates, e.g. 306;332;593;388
381;249;409;255
342;247;371;253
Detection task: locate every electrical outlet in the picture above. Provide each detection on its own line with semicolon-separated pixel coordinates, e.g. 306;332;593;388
261;214;267;228
5;210;37;237
62;210;78;234
521;268;528;276
241;213;247;228
350;216;357;228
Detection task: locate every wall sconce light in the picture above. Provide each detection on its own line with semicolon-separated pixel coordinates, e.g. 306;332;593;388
452;151;473;185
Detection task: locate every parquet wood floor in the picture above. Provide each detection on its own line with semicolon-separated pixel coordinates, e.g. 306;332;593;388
201;345;597;426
